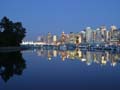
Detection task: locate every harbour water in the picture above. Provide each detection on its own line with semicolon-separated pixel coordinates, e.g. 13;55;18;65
0;49;120;90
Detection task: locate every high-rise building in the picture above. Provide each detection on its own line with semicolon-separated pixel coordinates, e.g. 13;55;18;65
110;25;117;41
95;28;102;43
106;30;110;43
61;31;67;44
53;35;57;45
47;32;52;44
85;27;93;43
110;25;119;45
93;30;96;43
80;30;86;43
111;25;117;31
68;32;75;44
75;33;82;45
100;25;107;42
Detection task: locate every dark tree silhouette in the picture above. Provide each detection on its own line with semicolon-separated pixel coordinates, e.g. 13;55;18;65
0;16;26;46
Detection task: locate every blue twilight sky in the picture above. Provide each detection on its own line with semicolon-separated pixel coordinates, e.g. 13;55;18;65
0;0;120;40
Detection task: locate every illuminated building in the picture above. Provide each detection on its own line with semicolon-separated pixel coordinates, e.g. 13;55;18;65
61;31;67;44
80;30;86;43
100;25;107;42
110;25;117;40
53;35;57;45
85;27;93;43
95;28;102;43
47;32;52;44
106;30;110;43
109;26;120;45
93;30;96;43
68;32;75;44
75;33;82;45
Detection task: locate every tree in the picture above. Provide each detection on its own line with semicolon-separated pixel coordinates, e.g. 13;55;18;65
0;16;26;46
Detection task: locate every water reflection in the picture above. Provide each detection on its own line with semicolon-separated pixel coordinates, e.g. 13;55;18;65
0;51;26;82
36;49;120;66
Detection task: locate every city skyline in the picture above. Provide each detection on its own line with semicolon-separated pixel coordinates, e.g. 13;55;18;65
0;0;120;40
26;25;119;46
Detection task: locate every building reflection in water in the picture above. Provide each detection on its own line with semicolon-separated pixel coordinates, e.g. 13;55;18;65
37;49;120;67
0;51;26;82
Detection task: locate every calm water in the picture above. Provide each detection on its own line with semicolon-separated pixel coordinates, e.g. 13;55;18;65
0;49;120;90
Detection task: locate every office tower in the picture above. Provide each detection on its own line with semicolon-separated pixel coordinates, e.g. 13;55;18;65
85;27;93;43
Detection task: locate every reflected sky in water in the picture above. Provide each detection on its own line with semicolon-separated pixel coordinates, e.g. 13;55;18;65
0;50;120;90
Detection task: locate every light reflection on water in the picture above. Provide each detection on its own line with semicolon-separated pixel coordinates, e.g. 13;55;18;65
24;49;120;67
0;49;120;90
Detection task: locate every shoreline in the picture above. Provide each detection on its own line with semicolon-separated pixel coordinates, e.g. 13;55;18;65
0;44;120;53
0;47;21;52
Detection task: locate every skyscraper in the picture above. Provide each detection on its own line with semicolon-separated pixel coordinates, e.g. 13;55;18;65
85;27;93;43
